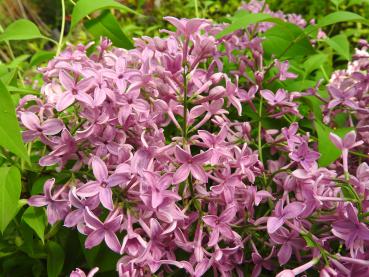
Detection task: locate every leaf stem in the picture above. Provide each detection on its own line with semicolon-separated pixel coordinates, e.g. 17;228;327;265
56;0;66;56
194;0;199;18
257;98;264;165
182;66;189;142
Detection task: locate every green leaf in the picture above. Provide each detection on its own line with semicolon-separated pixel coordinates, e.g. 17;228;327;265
0;68;17;85
71;0;139;29
303;53;328;77
330;0;344;8
302;234;318;248
85;10;133;49
0;80;29;162
215;12;282;39
318;11;369;27
263;22;315;59
0;166;21;233
299;96;324;121
79;234;101;267
22;207;46;243
0;19;43;41
325;34;350;60
348;0;369;6
47;241;65;277
7;55;30;69
340;183;360;202
30;51;55;67
284;80;317;92
6;86;39;95
315;121;353;167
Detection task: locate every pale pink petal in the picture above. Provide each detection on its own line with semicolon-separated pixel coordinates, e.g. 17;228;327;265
174;146;191;163
190;164;207;183
329;132;343;150
75;91;94;107
202;215;218;228
278;243;292;265
77;181;100;197
41;119;64;135
56;92;75;111
76;77;94;92
283;202;305;219
207;228;220;247
91;156;108;182
85;229;105;249
149;218;163;237
28;195;47;207
105;215;123;232
105;231;121;253
64;209;84;227
84;207;103;229
59;70;75;90
193;149;213;164
220;205;236;223
267;216;285;234
152;189;164;209
99;187;114;211
342;130;356;149
21;112;40;130
173;164;190;184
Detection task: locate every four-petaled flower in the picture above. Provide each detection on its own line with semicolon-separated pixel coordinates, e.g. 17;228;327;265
84;207;122;253
140;171;180;208
28;178;69;224
332;203;369;257
77;156;124;210
327;85;357;109
202;205;237;246
267;200;306;234
21;112;64;142
173;146;213;184
57;70;94;111
289;141;320;171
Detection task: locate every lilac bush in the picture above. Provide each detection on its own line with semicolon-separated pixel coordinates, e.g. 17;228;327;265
16;1;369;276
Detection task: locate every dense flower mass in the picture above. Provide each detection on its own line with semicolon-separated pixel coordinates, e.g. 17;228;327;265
17;0;369;276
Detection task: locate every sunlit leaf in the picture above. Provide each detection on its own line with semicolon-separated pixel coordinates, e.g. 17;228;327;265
30;51;55;67
317;11;369;27
0;166;21;233
71;0;139;29
0;80;29;162
216;12;282;38
263;22;315;58
0;19;43;41
85;10;133;49
325;34;350;60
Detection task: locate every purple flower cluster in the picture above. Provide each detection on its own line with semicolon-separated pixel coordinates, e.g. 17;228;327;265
18;2;369;276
